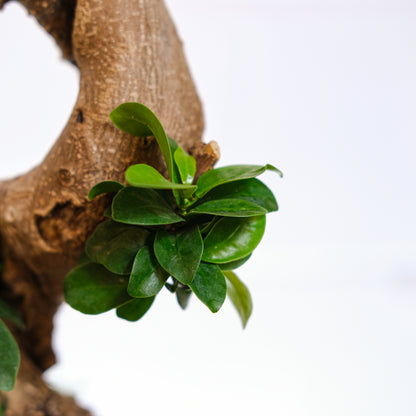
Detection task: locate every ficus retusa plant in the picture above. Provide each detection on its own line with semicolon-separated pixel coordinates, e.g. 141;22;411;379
64;103;282;326
0;102;282;393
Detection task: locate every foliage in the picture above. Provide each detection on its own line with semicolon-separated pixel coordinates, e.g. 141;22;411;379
64;103;282;328
0;298;22;392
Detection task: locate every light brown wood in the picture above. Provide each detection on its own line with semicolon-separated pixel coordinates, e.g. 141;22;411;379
0;0;219;414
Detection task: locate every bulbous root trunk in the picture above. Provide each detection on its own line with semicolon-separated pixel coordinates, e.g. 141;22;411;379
0;0;219;414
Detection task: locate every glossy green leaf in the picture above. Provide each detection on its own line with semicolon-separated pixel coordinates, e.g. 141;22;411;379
112;187;184;226
154;225;203;285
202;216;266;263
193;178;278;212
174;147;196;185
176;285;192;310
218;254;252;271
110;103;174;182
189;198;267;217
168;137;181;185
64;263;130;315
168;137;179;153
166;139;195;204
128;246;169;298
0;319;20;392
116;297;155;322
223;271;252;328
86;220;150;274
88;181;124;200
196;164;282;198
190;262;226;313
0;299;24;329
125;164;196;191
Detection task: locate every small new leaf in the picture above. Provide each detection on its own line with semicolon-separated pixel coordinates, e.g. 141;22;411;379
173;147;196;185
126;164;196;191
110;103;175;182
223;271;252;328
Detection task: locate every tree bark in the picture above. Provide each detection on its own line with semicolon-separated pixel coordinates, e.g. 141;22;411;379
0;0;219;414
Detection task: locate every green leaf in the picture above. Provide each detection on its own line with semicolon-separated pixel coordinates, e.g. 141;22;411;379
166;139;196;205
116;297;155;322
188;198;267;217
88;181;124;200
86;220;150;274
218;254;252;271
125;164;196;191
193;178;278;212
223;271;252;328
174;147;196;185
0;319;20;392
202;216;266;263
154;225;203;285
112;187;184;226
0;299;24;329
128;246;169;298
176;285;192;310
168;137;179;153
196;164;282;198
167;137;181;185
189;262;226;313
64;263;131;314
110;103;175;182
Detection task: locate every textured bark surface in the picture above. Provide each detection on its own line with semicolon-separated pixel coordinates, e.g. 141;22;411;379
1;350;92;416
0;0;219;414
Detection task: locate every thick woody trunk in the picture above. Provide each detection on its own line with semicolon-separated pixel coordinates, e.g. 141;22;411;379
0;0;219;414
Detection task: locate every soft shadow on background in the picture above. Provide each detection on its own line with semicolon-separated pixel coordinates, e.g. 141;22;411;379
1;1;415;415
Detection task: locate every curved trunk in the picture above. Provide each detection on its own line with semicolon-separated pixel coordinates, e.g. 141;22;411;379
0;0;219;414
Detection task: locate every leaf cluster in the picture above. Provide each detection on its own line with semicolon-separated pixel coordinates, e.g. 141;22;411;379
64;103;282;328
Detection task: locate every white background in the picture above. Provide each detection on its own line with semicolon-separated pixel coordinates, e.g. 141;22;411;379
1;1;416;415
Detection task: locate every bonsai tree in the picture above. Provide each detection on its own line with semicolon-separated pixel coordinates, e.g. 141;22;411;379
0;1;280;414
